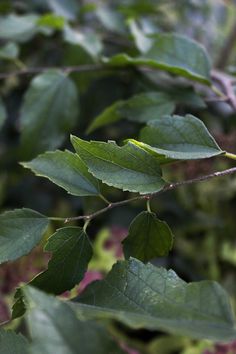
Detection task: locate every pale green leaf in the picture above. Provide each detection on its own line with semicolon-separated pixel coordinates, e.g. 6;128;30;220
0;208;49;264
0;329;29;354
20;70;79;157
31;227;93;295
23;286;125;354
48;0;79;20
128;19;152;53
0;14;38;42
71;137;166;194
73;258;236;341
103;34;211;85
123;211;173;262
0;42;19;60
139;114;223;160
21;150;100;196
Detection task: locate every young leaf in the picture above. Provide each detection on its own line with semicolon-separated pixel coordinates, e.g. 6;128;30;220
23;286;125;354
37;14;65;30
0;208;49;264
74;258;236;341
139;114;223;160
31;227;93;295
22;150;100;197
0;329;29;354
104;34;211;85
20;70;79;157
71;136;166;194
123;211;173;262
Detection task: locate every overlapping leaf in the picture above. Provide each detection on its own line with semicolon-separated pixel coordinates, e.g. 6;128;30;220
31;227;93;295
139;114;223;161
73;258;236;341
71;136;166;194
22;150;100;196
123;211;173;262
20;70;79;157
104;33;211;84
23;286;125;354
0;329;29;354
0;209;49;264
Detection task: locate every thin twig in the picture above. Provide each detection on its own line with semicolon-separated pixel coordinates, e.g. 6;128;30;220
62;166;236;223
211;70;236;110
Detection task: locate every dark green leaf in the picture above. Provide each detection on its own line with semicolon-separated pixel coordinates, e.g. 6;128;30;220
0;97;6;129
21;150;100;196
0;329;29;354
123;211;173;262
74;258;236;341
23;286;125;354
86;101;124;134
0;208;49;264
104;34;211;85
20;70;79;157
87;92;175;133
0;14;38;42
71;137;166;194
31;227;93;295
139;114;223;160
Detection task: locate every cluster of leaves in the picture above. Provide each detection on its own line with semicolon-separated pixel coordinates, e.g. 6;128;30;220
1;1;236;353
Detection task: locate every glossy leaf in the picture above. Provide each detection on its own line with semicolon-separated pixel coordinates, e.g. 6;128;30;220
71;136;166;194
20;70;79;157
0;14;38;42
21;150;100;196
23;286;125;354
139;114;223;160
31;227;93;295
123;211;173;262
0;208;49;264
104;34;211;85
74;258;236;341
0;329;29;354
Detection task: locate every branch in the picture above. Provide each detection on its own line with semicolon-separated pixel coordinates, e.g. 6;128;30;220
61;166;236;223
211;70;236;110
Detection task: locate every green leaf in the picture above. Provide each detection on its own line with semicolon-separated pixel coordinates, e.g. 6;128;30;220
31;227;93;295
20;70;79;157
63;25;103;58
0;14;38;42
0;208;49;264
86;101;124;134
21;150;100;197
139;114;223;160
71;137;166;194
128;19;152;53
119;92;175;123
123;211;173;262
48;0;79;21
0;329;29;354
0;97;6;129
23;286;125;354
104;34;211;85
87;92;175;133
37;13;65;29
74;258;236;341
0;42;19;60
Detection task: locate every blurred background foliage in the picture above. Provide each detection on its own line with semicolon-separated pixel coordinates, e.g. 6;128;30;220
1;1;236;353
